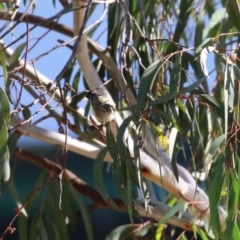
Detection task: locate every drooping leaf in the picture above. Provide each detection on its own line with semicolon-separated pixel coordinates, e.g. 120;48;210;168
9;42;26;70
29;211;41;240
169;54;181;93
136;59;163;114
224;63;234;142
0;87;10;126
93;147;119;210
209;134;225;155
0;116;8;188
22;105;31;121
68;184;94;240
199;46;216;77
116;116;134;154
106;224;135;240
0;49;7;85
209;153;225;237
158;202;188;225
7;179;27;217
7;132;21;153
18;215;28;240
204;8;228;38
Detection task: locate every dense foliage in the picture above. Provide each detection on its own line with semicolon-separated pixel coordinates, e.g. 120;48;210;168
0;0;240;239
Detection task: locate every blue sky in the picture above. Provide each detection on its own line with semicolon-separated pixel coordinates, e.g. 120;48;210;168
0;1;218;146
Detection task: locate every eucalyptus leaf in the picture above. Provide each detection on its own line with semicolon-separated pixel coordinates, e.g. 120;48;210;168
199;46;216;76
106;224;135;240
0;49;7;85
158;202;188;225
9;42;26;70
93;147;119;210
0;87;10;126
116;116;133;154
209;134;225;155
209;154;225;237
137;59;163;114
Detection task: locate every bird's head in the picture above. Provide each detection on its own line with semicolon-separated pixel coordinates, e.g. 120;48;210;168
85;90;97;100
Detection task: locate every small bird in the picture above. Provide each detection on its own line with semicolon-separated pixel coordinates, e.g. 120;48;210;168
85;91;116;122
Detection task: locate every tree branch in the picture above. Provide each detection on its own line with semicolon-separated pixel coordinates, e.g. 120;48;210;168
14;146;195;230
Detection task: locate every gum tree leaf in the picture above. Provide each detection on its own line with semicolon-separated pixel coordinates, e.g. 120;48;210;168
209;134;225;155
93;147;119;210
0;87;10;126
9;42;26;69
137;59;163;114
0;49;7;85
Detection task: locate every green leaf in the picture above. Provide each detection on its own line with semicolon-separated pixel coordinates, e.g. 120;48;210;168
0;3;5;9
209;134;225;155
0;87;10;126
180;71;214;93
69;185;94;240
106;123;117;159
8;179;27;217
194;7;205;49
195;38;214;56
224;63;234;142
22;104;31;121
169;55;181;93
60;179;77;233
196;93;225;120
233;222;240;240
209;154;225;237
0;116;8;188
193;225;209;240
9;42;26;70
116;116;134;153
226;172;239;221
158;202;188;225
106;224;135;240
18;215;28;240
126;165;134;224
203;8;228;38
147;92;178;106
93;147;119;210
48;183;70;240
29;211;41;240
222;218;235;240
0;49;7;85
111;155;130;207
224;0;240;32
7;132;21;153
137;59;163;114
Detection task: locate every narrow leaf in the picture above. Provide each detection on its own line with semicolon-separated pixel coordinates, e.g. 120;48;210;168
0;117;7;188
158;202;187;225
0;87;10;126
93;147;119;210
209;134;225;155
9;42;26;68
0;49;7;85
116;116;133;154
137;59;163;114
209;154;225;236
169;55;181;93
200;46;216;76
